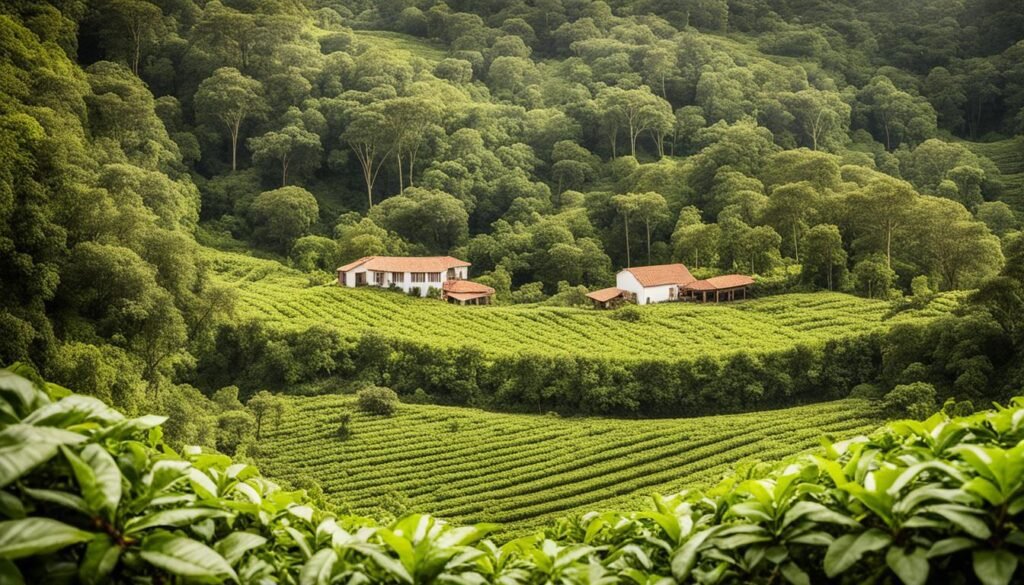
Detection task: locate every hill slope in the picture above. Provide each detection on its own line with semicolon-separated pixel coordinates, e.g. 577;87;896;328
208;248;960;362
253;395;882;539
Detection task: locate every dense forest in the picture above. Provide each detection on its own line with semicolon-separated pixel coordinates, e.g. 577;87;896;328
2;0;1024;444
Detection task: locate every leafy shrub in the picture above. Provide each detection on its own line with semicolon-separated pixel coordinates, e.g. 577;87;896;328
2;369;1022;584
357;385;399;415
403;388;432;404
883;381;938;419
336;411;353;439
611;304;644;322
848;382;883;399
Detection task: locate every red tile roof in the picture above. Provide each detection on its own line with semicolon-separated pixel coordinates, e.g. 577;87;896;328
337;256;471;273
622;264;696;287
446;291;492;302
585;287;627;302
684;274;755;291
443;280;495;294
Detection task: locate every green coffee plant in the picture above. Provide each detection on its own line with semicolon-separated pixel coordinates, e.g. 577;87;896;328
1;369;1020;584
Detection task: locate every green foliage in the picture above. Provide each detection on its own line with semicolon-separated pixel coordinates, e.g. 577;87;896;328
248;186;319;253
357;386;399;416
6;371;1019;583
883;382;939;420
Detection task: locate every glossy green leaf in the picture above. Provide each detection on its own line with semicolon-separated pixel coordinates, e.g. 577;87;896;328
299;548;337;585
0;442;59;489
824;528;891;577
140;532;236;582
0;517;94;559
126;507;232;534
214;531;267;566
886;547;928;585
973;550;1019;585
79;537;122;585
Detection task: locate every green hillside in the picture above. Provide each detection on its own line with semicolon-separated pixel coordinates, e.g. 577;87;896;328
964;138;1024;212
208;248;961;362
253;394;882;539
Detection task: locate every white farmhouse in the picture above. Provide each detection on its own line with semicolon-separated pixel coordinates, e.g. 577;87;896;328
616;263;696;304
586;263;755;307
336;256;478;298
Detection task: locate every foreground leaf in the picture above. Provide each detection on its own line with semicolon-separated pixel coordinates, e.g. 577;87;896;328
140;532;237;582
0;517;94;559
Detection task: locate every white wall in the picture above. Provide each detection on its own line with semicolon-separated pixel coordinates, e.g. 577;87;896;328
339;266;468;296
615;270;677;305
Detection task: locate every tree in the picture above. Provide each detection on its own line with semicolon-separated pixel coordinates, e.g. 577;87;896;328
290;235;341;273
369;187;469;253
249;186;319;252
738;225;782;274
378;97;445;193
764;182;820;262
357;386;399;415
98;0;165;75
852;254;897;299
855;76;937;150
632;192;670;264
343;104;394;208
612;193;639;267
597;87;673;158
195;68;267;171
673;222;721;269
779;89;851;152
909;196;1003;290
846;176;917;270
334;217;408;262
976;201;1018;236
248;122;322;186
247;390;285;440
801;224;847;290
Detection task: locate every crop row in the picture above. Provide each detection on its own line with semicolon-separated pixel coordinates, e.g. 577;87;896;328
254;395;882;534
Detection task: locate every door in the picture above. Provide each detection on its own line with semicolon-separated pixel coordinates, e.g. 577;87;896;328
355;272;366;286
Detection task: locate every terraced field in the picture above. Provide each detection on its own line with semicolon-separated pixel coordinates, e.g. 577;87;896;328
208;248;961;362
964;137;1024;212
255;395;883;539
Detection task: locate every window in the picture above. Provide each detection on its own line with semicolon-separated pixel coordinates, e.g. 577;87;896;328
374;272;385;285
391;272;404;283
412;272;426;283
447;268;456;280
429;272;441;282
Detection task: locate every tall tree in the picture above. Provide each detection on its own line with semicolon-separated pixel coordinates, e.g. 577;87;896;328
846;177;917;270
801;224;847;291
248;123;322;186
195;68;267;171
343;104;394;208
612;193;639;267
763;181;820;262
99;0;165;76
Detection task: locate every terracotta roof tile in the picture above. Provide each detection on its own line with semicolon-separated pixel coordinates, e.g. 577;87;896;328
446;291;492;301
443;280;495;294
623;264;696;287
585;287;627;302
684;274;755;291
337;256;471;273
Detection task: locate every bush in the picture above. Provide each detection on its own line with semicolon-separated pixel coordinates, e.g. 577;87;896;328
336;411;353;439
883;381;938;419
611;304;644;322
403;388;432;404
357;385;399;415
848;382;882;399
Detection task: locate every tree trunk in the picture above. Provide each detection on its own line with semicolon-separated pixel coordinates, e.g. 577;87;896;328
230;119;240;171
645;219;652;264
624;213;631;267
792;224;799;263
396;151;404;195
281;156;289;186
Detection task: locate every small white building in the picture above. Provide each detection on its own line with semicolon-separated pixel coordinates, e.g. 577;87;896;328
336;256;471;297
615;264;696;304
